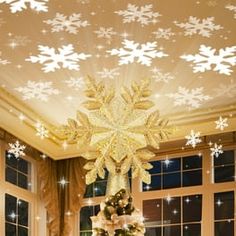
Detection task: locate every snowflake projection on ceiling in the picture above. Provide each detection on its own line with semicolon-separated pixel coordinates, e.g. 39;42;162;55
174;16;222;37
0;51;10;65
64;77;85;90
44;13;90;34
97;67;120;79
26;44;91;72
108;40;168;66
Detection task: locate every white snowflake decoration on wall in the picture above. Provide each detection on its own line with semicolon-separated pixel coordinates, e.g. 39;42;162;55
210;143;223;157
150;67;175;83
26;44;91;72
225;4;236;19
35;122;49;139
215;116;228;131
15;81;60;101
64;77;84;90
185;130;202;148
181;45;236;75
44;13;89;34
8;140;26;158
174;16;222;37
166;86;211;109
0;0;48;13
115;4;161;27
152;28;175;40
97;68;120;79
107;40;168;66
0;52;10;65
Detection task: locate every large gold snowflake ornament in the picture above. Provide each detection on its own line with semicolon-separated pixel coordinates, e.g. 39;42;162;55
60;76;172;185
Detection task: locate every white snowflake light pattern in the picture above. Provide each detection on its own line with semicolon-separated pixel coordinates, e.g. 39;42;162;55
115;4;161;27
225;4;236;19
8;35;31;49
150;67;175;83
35;122;49;139
97;68;120;79
94;27;117;40
174;16;222;37
44;13;89;34
215;116;228;131
210;143;223;157
64;77;84;90
213;82;236;98
167;86;211;109
15;81;60;101
26;44;91;72
0;52;10;65
152;28;175;40
180;45;236;75
185;130;202;148
8;140;26;158
108;40;168;66
0;0;48;13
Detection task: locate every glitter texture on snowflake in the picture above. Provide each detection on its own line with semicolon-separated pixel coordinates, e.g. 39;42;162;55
8;140;26;158
44;13;89;34
0;0;48;13
174;16;222;37
215;116;228;131
26;44;91;72
150;67;175;83
0;52;10;65
115;4;161;27
97;68;120;79
185;130;202;148
15;81;60;101
225;4;236;19
167;86;211;109
210;143;223;157
64;77;84;90
108;40;168;66
181;45;236;75
152;28;175;40
36;122;49;139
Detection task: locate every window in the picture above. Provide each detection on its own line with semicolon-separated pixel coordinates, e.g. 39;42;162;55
143;194;202;236
214;150;235;183
5;194;29;236
80;205;100;236
143;155;202;191
214;191;234;236
5;151;32;191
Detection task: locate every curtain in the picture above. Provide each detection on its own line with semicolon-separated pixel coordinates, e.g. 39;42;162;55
38;157;86;236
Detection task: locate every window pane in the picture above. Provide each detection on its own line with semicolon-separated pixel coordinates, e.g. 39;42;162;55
6;152;17;168
214;150;234;166
162;158;180;173
143;175;161;191
183;170;202;187
5;194;17;223
183;155;202;170
163;197;181;224
6;223;16;236
94;181;106;197
18;159;29;174
214;191;234;220
183;195;202;222
18;173;28;190
143;199;162;225
80;206;93;231
215;221;234;236
80;232;92;236
183;223;201;236
18;200;29;227
18;226;28;236
145;227;161;236
6;167;17;185
163;225;181;236
163;173;181;189
149;161;161;174
214;166;235;183
84;184;93;198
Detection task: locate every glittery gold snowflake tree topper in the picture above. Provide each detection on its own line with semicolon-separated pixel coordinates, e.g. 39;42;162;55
60;76;172;185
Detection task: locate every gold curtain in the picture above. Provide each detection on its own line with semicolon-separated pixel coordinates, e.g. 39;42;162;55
38;157;86;236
